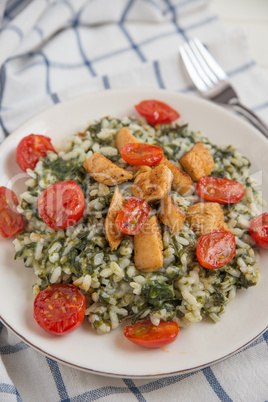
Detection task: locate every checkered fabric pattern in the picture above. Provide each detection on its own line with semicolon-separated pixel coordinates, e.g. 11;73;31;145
0;1;268;401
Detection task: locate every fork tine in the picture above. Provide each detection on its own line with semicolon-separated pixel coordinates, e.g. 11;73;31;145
192;38;227;82
188;39;219;85
180;42;212;92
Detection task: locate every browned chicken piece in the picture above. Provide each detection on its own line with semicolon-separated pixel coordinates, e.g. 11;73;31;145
179;142;214;181
104;187;125;251
158;196;186;233
83;153;133;186
131;165;173;203
115;127;140;152
187;202;228;236
159;156;193;194
134;215;163;272
131;165;151;178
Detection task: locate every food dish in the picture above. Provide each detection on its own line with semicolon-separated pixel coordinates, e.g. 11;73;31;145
13;108;260;335
0;88;267;377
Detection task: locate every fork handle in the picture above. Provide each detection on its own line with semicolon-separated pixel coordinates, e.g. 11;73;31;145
228;99;268;138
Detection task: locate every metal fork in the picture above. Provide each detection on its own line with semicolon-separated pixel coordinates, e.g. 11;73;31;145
180;38;268;138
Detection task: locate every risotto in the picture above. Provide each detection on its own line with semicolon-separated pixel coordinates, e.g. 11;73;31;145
13;115;261;334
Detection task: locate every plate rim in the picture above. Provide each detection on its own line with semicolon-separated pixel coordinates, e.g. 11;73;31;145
0;87;267;378
1;315;267;378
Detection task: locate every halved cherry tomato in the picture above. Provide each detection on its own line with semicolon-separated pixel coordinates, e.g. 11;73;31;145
37;181;85;229
121;143;163;166
0;187;23;238
115;197;150;235
33;284;86;335
124;320;179;348
196;229;236;269
196;176;245;204
135;100;180;125
249;212;268;249
16;134;57;172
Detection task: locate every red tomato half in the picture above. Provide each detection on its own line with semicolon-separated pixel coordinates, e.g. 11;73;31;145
121;143;163;166
16;134;56;172
135;100;180;125
0;187;23;238
196;176;245;204
196;229;236;269
249;212;268;249
124;320;179;348
37;181;85;229
34;284;85;335
115;197;150;235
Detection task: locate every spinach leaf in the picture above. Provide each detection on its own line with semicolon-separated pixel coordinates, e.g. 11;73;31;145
141;280;175;307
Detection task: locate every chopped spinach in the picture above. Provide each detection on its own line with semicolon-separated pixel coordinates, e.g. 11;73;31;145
141;280;175;307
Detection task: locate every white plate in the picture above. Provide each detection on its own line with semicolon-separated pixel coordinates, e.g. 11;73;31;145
0;88;267;378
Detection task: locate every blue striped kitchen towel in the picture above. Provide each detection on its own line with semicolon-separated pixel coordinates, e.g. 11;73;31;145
0;0;268;401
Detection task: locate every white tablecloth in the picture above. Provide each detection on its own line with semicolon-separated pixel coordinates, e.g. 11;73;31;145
0;1;268;401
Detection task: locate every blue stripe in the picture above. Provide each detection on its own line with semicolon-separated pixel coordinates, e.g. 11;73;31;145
0;115;10;137
38;51;55;103
46;357;70;401
119;24;146;62
203;367;232;402
164;0;188;41
32;51;50;94
0;341;29;355
163;0;206;14
2;14;219;74
32;52;64;106
229;60;256;77
186;15;219;31
20;13;217;70
4;0;28;18
102;75;110;89
254;101;268;112
51;93;60;104
69;371;198;401
0;63;7;107
240;332;267;352
0;383;22;401
120;0;135;23
73;27;97;77
0;64;10;137
263;329;268;346
18;59;88;73
69;385;132;401
153;60;165;88
53;12;218;65
138;371;197;393
123;379;147;402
